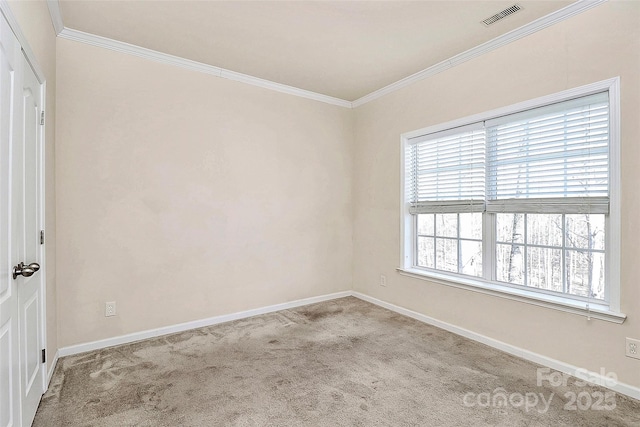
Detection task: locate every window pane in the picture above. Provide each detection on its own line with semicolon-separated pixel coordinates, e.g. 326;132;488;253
417;214;434;236
566;250;605;300
435;238;458;272
527;214;562;247
496;243;524;285
460;240;482;277
527;247;562;292
565;214;605;251
460;213;482;240
496;213;524;244
417;236;434;268
435;213;457;237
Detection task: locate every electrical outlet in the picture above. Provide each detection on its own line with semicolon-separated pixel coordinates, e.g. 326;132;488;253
626;337;640;360
105;301;116;317
380;274;387;287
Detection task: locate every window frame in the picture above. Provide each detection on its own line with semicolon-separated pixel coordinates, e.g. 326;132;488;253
399;78;624;323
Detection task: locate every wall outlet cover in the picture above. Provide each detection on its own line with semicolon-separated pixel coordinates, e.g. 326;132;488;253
105;301;116;317
626;337;640;360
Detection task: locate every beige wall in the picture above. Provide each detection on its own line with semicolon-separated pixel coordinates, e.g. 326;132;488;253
55;38;354;346
352;1;640;388
15;0;639;392
8;0;58;371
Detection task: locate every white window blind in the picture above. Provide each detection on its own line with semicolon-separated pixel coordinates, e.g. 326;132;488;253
401;80;621;318
485;92;609;214
406;123;485;214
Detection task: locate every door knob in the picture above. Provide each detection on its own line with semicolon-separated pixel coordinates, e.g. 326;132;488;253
12;262;40;280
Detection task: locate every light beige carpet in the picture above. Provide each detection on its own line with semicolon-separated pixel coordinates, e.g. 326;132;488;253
34;297;640;426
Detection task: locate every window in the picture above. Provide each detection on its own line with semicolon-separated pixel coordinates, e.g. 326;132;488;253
495;213;606;299
401;79;621;320
416;213;483;277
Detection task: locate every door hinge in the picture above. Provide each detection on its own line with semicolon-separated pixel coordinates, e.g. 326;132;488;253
41;349;46;364
40;111;45;126
40;230;45;245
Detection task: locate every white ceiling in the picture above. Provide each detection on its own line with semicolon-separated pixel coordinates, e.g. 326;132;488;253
59;1;575;101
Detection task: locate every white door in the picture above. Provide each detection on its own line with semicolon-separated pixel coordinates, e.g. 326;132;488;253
0;13;45;427
0;12;23;427
16;53;45;427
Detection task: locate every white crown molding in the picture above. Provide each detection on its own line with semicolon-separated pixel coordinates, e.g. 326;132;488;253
58;27;353;108
48;0;351;107
351;0;608;107
49;0;605;109
59;28;224;76
46;0;64;35
0;0;46;82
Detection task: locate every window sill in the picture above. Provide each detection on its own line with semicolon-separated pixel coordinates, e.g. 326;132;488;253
396;267;626;324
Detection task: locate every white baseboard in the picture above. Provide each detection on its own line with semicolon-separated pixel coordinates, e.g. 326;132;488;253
58;291;351;357
54;289;639;401
351;291;640;401
46;350;59;390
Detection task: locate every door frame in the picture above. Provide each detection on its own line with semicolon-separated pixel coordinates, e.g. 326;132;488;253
36;70;48;395
0;1;49;395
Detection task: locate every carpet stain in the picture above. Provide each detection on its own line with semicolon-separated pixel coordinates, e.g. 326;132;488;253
34;297;640;426
298;305;344;321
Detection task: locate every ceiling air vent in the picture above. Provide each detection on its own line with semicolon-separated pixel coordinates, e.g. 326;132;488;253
482;4;522;26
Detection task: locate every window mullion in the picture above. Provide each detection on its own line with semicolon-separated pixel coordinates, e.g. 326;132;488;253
457;214;462;273
524;214;528;287
562;213;567;294
413;214;418;268
483;212;496;282
433;214;437;269
483;125;493;282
